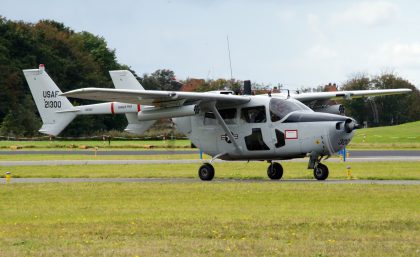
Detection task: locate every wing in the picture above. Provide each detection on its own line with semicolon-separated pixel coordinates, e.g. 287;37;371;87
282;88;412;103
61;88;250;107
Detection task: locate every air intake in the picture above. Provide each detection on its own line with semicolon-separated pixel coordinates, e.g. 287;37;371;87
243;80;252;95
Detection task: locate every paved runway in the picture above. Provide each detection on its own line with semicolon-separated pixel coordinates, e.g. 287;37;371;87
0;150;419;157
2;177;420;185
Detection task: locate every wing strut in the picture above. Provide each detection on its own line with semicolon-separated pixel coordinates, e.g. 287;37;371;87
210;104;242;153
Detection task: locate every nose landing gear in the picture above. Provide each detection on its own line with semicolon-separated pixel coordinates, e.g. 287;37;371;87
308;153;330;180
313;163;329;180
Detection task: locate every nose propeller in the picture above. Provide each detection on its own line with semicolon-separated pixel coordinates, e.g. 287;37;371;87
344;119;360;133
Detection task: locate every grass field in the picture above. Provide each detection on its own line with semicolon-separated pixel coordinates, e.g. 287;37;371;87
349;121;420;149
0;153;204;161
0;123;418;255
0;139;192;149
0;182;419;256
2;161;420;180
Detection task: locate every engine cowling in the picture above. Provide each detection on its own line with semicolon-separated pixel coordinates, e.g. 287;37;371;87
137;105;200;121
313;104;345;115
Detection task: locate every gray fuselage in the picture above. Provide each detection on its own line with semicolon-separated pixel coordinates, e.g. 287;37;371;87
174;96;354;161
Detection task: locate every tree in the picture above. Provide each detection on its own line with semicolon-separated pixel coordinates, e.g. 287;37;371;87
371;74;420;125
140;69;181;91
341;73;420;126
340;74;373;125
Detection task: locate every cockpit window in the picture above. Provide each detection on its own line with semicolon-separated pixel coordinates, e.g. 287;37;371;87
269;98;311;122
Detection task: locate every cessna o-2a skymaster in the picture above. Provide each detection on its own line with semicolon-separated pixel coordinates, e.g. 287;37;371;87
23;65;411;181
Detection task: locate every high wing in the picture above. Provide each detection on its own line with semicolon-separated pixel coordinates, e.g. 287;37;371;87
273;88;412;103
61;88;251;108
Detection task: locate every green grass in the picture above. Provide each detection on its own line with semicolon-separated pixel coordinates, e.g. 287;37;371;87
349;121;420;149
0;183;418;256
0;139;192;149
0;153;204;161
3;161;420;180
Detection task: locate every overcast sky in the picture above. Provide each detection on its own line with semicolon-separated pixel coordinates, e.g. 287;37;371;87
2;0;420;89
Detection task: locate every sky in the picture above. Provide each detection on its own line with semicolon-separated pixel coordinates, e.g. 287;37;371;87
2;0;420;89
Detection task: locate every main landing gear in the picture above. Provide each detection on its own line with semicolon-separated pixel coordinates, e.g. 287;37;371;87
198;161;285;181
198;163;215;181
267;162;283;180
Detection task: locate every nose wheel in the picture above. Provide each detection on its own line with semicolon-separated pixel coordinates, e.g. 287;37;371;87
198;163;215;181
314;163;329;180
267;162;283;180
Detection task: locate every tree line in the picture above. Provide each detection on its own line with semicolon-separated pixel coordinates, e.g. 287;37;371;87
0;18;181;137
340;73;419;126
0;17;418;137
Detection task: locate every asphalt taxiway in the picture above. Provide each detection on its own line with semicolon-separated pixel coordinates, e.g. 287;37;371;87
0;150;419;166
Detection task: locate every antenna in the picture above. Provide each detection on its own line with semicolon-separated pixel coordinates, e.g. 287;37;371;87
226;35;233;81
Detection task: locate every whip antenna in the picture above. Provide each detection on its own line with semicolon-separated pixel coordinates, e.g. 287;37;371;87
227;35;233;81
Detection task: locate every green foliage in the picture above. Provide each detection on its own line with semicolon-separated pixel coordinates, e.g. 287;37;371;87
0;18;130;136
0;95;41;137
341;73;420;126
140;69;181;91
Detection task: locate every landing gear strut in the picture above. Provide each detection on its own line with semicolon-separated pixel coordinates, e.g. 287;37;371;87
198;163;215;181
267;162;283;180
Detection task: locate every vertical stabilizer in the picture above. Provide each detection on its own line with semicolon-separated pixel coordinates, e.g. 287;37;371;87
109;70;145;90
23;65;76;136
109;70;155;134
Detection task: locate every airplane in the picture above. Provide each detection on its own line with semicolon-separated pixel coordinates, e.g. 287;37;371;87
23;65;412;181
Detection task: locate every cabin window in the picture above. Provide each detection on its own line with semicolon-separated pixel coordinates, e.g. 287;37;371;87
241;106;266;123
204;112;216;125
204;108;237;125
219;108;237;124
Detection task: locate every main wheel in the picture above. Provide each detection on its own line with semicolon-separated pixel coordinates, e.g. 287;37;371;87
198;163;215;181
314;163;329;180
267;162;283;180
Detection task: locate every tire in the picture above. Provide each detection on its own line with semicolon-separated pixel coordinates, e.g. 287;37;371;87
267;162;283;180
198;163;215;181
314;163;329;180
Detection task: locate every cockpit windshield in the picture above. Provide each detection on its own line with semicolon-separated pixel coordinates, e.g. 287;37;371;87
269;98;312;122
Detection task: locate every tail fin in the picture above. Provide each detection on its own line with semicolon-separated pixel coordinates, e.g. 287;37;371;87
109;70;145;90
109;70;155;134
23;65;76;136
